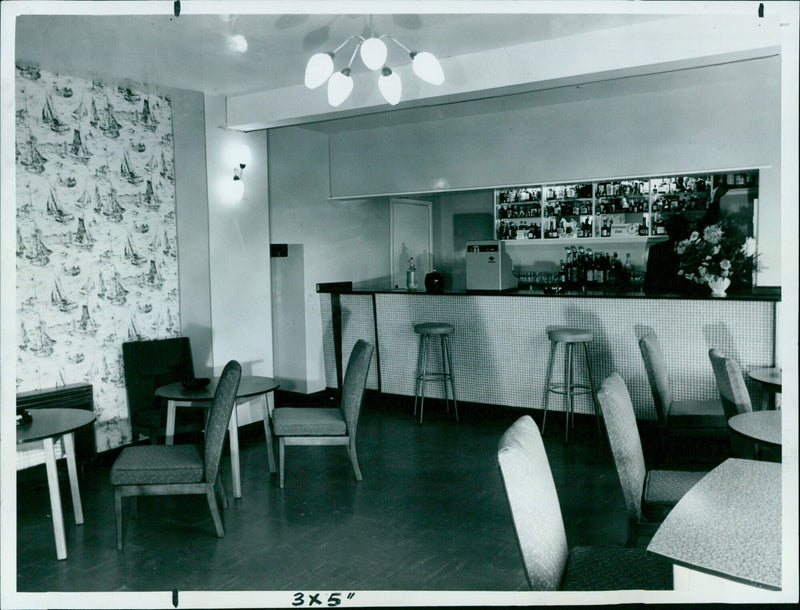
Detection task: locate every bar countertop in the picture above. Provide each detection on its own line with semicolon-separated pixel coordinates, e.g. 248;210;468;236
317;282;781;302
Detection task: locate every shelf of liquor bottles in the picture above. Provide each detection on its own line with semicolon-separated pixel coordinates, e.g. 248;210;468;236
494;169;759;242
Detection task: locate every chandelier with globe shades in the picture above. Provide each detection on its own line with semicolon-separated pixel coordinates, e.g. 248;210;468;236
304;17;445;107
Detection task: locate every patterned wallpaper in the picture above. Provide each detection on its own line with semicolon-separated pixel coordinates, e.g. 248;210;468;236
15;64;180;451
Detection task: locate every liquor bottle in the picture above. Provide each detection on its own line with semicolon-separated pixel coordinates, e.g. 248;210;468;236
559;260;566;285
585;248;594;284
624;252;633;286
654;213;666;235
569;247;579;286
638;215;649;236
564;248;573;287
595;252;606;286
611;252;622;286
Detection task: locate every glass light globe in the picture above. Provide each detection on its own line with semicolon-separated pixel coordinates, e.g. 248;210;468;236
378;68;401;105
327;69;353;107
360;37;387;71
305;52;334;89
412;51;444;85
230;34;248;53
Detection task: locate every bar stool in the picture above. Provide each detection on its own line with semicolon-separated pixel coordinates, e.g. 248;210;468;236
413;322;459;425
542;327;601;444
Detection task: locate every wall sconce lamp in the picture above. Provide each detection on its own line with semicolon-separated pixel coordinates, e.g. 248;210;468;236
230;162;245;201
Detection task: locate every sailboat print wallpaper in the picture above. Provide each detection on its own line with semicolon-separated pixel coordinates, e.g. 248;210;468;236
15;64;180;451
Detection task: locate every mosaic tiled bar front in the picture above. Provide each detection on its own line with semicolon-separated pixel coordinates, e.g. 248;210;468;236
321;294;775;420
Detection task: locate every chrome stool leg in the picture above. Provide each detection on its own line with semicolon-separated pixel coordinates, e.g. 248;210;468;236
413;333;425;419
417;335;430;425
440;335;450;415
565;343;574;445
541;340;557;434
443;334;459;422
583;343;601;431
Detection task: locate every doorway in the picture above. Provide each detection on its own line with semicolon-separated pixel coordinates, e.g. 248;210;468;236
390;198;432;290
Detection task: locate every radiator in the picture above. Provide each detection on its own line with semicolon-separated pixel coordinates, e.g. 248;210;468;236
16;383;96;463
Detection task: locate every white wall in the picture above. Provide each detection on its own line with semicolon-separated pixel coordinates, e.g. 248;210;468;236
171;88;213;375
268;126;390;393
270;244;308;393
204;95;273;424
329;57;782;285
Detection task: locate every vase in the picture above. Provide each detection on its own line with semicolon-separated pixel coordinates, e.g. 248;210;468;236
707;277;731;297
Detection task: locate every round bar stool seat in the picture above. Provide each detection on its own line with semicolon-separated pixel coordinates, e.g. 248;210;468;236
547;328;594;343
413;323;458;425
414;322;454;335
542;327;601;444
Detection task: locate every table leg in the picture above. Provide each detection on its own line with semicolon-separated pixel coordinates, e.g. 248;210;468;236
43;437;67;560
165;400;177;445
63;432;84;525
261;394;277;473
229;402;242;499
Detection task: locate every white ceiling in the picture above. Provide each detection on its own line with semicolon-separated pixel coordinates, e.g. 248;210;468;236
15;11;666;97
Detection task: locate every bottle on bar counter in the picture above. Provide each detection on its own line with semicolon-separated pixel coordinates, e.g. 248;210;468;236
594;252;604;286
585;248;594;285
610;252;621;286
624;252;633;287
570;247;579;286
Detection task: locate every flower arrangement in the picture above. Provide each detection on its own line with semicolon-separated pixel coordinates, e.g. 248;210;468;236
676;221;758;295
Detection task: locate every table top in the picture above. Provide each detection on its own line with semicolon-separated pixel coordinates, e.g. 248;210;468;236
729;411;782;446
748;367;782;388
647;458;781;590
156;375;279;402
17;408;97;444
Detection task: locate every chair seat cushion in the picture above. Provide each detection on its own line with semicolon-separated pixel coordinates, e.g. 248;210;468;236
643;469;706;521
666;398;727;429
110;444;204;485
562;546;673;590
272;408;346;436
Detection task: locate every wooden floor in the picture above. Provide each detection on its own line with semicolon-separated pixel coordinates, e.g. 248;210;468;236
15;392;727;596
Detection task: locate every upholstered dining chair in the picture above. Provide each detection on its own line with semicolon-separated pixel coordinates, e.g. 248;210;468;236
639;333;727;431
122;337;204;443
272;339;373;489
597;373;706;547
708;348;753;419
708;348;759;458
497;415;672;591
110;360;241;550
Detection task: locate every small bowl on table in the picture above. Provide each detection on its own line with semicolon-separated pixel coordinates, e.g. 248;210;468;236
181;377;211;391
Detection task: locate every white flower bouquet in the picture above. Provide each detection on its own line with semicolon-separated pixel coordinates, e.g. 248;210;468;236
676;222;758;294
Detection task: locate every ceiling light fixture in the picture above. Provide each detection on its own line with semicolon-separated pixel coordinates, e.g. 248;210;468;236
230;34;248;53
304;16;444;107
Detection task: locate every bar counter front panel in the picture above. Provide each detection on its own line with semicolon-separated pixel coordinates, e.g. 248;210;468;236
320;290;776;421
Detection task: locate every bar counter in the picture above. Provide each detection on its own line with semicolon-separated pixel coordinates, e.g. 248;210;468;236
318;283;780;421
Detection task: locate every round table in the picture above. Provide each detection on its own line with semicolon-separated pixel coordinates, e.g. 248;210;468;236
728;410;781;447
747;367;781;410
17;408;96;560
156;376;279;498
